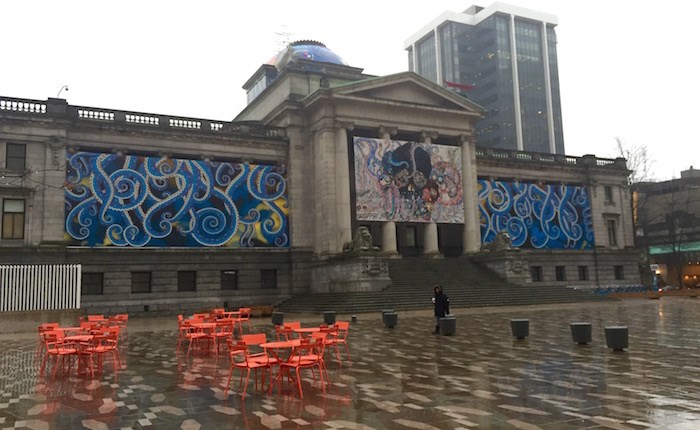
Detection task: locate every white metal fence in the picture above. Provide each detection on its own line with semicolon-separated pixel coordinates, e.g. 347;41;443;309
0;264;81;312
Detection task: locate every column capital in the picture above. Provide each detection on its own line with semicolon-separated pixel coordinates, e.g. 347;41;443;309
460;129;477;145
335;121;355;132
378;126;398;140
420;130;439;144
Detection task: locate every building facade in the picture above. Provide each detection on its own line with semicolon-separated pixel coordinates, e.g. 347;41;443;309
0;42;637;316
635;167;700;289
405;2;565;154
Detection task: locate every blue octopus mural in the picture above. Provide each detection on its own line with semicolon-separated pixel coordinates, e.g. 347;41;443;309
478;179;594;250
64;151;289;248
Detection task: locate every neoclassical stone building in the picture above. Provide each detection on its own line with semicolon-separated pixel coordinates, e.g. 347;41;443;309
0;41;638;315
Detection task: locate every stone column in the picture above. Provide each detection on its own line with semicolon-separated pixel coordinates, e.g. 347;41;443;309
378;126;399;256
334;122;354;253
421;130;441;257
461;132;480;253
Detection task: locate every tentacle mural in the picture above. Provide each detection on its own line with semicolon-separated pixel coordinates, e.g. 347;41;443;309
64;151;289;248
478;179;594;250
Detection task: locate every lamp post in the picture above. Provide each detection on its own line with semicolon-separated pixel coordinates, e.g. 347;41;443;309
57;85;69;99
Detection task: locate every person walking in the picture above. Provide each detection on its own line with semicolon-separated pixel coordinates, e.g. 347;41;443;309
432;285;450;334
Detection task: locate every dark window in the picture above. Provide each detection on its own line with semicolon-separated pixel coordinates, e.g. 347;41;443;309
530;266;543;282
82;273;104;295
261;270;277;289
178;271;196;292
5;143;26;171
131;272;152;293
221;270;238;290
2;199;25;239
607;220;618;247
555;266;566;282
604;185;614;203
578;266;589;281
614;265;624;280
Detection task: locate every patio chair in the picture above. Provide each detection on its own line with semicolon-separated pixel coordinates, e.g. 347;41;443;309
224;339;273;398
325;321;351;366
40;330;78;379
280;334;327;399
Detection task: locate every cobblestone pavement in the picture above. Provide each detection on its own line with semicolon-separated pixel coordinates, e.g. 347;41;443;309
1;298;700;429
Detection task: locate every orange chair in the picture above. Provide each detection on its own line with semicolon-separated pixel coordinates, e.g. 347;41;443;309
234;308;252;335
213;318;235;353
280;334;327;399
37;323;60;358
224;339;273;398
40;330;78;379
325;321;351;366
84;328;120;374
274;324;294;341
241;333;280;367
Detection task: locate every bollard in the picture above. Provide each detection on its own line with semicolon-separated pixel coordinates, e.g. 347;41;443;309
381;309;394;324
570;322;592;345
384;312;398;328
604;326;628;351
351;315;357;323
323;311;336;325
271;311;284;326
439;315;456;336
510;319;529;339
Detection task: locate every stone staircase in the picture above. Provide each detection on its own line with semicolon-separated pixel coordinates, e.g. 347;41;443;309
275;256;606;313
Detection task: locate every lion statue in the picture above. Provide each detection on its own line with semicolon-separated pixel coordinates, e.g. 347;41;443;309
343;226;379;252
480;231;514;252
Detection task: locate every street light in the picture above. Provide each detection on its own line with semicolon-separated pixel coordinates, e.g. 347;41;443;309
57;85;69;98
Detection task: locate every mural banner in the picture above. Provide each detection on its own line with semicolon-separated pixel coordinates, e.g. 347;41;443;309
478;179;594;250
353;137;464;223
65;151;289;248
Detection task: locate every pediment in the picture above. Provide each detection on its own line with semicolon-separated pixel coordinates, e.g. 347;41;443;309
330;72;484;115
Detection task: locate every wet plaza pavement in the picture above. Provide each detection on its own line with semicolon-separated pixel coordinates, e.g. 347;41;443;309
1;298;700;429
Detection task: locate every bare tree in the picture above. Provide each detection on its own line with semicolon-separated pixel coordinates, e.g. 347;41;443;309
614;137;654;186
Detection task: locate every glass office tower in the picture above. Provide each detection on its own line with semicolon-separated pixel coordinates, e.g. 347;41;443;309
406;3;564;154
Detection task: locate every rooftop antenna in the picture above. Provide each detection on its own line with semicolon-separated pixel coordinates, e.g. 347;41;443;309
57;85;69;98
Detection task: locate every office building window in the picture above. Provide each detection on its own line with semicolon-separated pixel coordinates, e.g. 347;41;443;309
82;273;104;295
5;143;26;171
178;271;196;292
607;219;618;247
614;265;624;280
261;270;277;289
555;266;566;282
531;266;543;282
578;266;589;281
131;272;152;293
2;199;25;239
221;270;238;290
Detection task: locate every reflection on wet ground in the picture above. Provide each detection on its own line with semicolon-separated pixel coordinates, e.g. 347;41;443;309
1;298;700;429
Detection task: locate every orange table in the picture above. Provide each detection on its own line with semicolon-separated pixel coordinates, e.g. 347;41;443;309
260;339;302;393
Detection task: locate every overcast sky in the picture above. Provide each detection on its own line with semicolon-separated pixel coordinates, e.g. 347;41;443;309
2;0;698;180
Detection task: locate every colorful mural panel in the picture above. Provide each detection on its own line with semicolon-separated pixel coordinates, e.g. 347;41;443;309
64;151;289;248
353;137;464;223
478;179;594;250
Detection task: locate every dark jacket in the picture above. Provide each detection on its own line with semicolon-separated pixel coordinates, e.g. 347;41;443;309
434;292;450;317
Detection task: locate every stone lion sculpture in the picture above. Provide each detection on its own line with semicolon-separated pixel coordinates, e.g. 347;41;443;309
343;226;379;252
480;231;514;252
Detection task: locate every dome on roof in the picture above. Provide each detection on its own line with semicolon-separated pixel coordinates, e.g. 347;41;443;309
270;40;347;71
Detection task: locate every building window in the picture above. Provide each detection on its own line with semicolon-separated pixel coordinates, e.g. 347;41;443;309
131;272;152;293
178;271;196;292
405;226;417;247
530;266;543;282
5;143;26;171
261;270;277;289
555;266;566;282
2;199;25;239
614;265;624;280
604;185;614;203
82;273;104;295
221;270;238;290
578;266;589;281
607;219;618;247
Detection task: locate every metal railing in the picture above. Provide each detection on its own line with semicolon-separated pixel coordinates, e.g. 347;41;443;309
0;264;81;312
